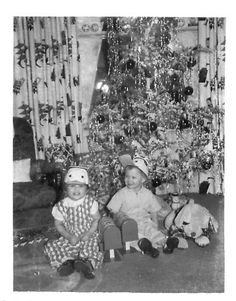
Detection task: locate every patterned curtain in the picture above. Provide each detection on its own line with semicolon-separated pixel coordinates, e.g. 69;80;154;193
13;17;83;160
198;18;225;194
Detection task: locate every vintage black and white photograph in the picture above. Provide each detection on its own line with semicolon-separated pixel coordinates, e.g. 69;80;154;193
9;5;229;295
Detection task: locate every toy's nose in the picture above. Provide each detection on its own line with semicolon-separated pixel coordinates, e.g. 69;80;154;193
191;232;196;237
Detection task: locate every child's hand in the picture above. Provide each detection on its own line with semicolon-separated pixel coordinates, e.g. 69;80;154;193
68;234;80;246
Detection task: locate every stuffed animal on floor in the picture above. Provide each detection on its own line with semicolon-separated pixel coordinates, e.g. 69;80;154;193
164;193;189;229
163;198;219;253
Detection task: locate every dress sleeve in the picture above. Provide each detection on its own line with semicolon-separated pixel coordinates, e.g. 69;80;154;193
52;204;64;221
107;190;123;213
147;192;162;213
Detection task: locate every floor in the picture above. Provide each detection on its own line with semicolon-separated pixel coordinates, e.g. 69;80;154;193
13;193;224;293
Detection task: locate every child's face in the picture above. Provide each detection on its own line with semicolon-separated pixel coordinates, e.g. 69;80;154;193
66;182;88;201
125;167;145;191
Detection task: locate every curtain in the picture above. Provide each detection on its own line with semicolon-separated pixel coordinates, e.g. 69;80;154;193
198;17;225;194
13;17;83;160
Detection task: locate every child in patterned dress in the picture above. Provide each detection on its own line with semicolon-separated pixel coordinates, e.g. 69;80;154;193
44;167;104;279
107;156;169;258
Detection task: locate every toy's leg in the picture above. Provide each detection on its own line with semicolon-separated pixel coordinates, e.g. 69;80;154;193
163;237;179;254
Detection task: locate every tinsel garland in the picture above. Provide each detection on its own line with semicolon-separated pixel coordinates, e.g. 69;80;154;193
14;227;59;248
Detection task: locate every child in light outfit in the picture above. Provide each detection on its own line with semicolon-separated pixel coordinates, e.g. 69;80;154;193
44;167;103;279
107;156;169;257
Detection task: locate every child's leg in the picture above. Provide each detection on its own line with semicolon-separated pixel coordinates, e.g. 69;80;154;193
139;220;167;248
78;232;104;270
44;237;81;270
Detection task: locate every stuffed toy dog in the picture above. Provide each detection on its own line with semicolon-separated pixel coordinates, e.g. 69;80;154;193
164;194;189;230
163;198;218;253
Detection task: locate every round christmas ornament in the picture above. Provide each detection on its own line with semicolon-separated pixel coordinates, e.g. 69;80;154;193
96;114;105;123
148;121;158;132
152;175;162;187
126;59;135;70
114;135;125;145
144;67;153;78
170;73;179;84
184;86;194;96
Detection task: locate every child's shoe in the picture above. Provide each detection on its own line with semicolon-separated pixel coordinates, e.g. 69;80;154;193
74;257;95;280
138;238;160;258
57;259;75;276
163;237;179;254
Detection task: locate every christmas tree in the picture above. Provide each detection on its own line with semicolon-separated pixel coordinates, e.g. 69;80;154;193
78;17;224;205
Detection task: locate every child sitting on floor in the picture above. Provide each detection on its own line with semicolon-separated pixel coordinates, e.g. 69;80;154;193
107;155;170;258
44;167;103;279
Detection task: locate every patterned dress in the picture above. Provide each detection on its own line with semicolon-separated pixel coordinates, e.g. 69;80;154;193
44;194;104;269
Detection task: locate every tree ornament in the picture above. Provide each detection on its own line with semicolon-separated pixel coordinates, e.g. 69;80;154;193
187;56;197;68
184;86;194;96
121;84;129;94
96;114;105;123
179;113;191;130
126;59;135;70
170;73;179;84
152;175;162;187
124;126;138;137
114;135;125;145
148;121;158;132
144;67;153;78
170;89;186;103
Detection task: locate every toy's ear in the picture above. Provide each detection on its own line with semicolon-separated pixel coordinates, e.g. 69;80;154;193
175;204;192;228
